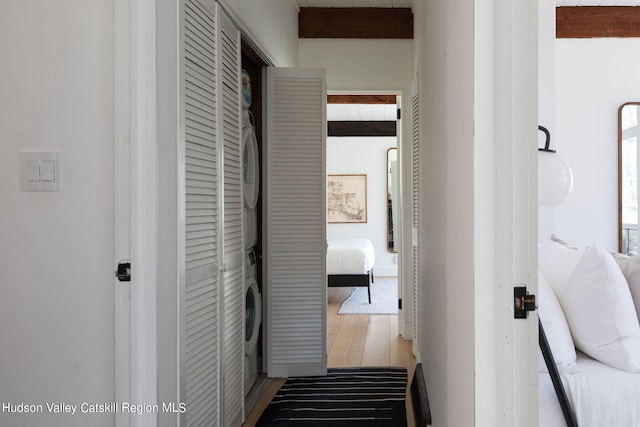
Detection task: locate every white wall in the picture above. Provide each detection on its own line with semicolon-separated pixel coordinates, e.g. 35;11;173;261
327;137;398;277
218;0;299;66
298;38;413;158
414;1;475;426
538;0;558;242
555;38;640;251
299;39;413;92
0;1;115;426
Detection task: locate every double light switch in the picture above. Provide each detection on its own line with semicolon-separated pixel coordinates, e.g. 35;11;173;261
20;152;60;191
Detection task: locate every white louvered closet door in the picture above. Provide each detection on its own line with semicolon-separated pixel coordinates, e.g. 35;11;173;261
217;6;245;427
182;0;220;425
411;82;420;357
265;67;327;378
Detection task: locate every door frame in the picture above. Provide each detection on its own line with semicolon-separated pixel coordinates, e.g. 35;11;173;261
325;90;409;339
474;0;539;425
114;0;159;425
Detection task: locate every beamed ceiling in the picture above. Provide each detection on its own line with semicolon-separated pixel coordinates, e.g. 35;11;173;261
295;0;411;7
302;1;640;122
295;1;640;8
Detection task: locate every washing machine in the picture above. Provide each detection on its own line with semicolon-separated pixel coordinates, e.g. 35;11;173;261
244;273;261;394
243;249;260;395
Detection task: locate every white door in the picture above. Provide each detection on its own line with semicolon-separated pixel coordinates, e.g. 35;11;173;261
114;0;159;424
410;80;420;359
116;2;246;426
265;67;328;378
217;5;245;426
474;0;538;425
182;0;221;425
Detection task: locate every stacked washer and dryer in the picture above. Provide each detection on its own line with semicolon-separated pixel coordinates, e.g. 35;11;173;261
241;69;262;395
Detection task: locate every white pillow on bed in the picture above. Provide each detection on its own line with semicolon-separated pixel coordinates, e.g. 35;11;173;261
613;253;640;321
539;240;584;295
538;272;579;374
562;244;640;373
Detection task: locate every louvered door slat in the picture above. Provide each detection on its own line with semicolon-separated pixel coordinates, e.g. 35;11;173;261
186;147;215;162
217;6;244;427
182;0;220;425
186;92;216;117
266;67;327;378
411;86;420;354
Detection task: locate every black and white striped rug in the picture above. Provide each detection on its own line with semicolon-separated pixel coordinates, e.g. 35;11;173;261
256;367;408;427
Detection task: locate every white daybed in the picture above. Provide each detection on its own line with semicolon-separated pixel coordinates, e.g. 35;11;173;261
539;240;640;427
327;238;376;303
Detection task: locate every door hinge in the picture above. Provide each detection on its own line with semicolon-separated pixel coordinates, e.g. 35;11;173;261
398;298;403;310
514;286;536;319
397;108;401;120
116;260;131;282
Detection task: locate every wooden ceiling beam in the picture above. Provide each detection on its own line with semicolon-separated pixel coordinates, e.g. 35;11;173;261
328;121;396;137
327;94;396;104
557;6;640;38
299;7;413;39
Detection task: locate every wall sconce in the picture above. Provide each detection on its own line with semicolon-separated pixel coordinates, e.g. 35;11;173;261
538;125;573;207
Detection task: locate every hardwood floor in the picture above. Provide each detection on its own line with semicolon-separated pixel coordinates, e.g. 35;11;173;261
242;283;416;427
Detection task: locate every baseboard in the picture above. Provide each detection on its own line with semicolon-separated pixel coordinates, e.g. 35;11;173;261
403;321;413;339
410;363;431;427
244;374;270;417
374;266;398;277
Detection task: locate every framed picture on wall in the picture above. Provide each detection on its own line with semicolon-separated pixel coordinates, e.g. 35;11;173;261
328;174;367;223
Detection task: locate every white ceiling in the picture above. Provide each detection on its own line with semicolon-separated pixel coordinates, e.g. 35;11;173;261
327;103;397;121
296;0;412;7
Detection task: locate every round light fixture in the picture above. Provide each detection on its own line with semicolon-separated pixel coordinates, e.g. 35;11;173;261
538;125;574;207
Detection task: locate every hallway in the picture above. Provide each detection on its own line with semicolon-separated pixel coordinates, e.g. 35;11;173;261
327;286;414;369
242;284;416;427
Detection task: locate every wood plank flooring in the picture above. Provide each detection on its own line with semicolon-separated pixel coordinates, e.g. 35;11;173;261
242;283;416;427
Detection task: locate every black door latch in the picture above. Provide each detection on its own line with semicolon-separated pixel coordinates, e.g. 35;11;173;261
116;261;131;282
514;286;536;319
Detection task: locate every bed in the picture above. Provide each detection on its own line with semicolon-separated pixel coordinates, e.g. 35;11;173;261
539;239;640;427
327;238;376;303
540;346;640;427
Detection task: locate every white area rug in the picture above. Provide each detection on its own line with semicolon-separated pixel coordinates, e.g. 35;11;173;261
338;279;398;315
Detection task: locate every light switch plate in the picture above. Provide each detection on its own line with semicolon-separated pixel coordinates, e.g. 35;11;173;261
20;152;60;191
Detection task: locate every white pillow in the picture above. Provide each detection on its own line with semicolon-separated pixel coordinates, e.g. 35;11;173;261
561;244;640;373
550;234;578;250
537;272;579;374
538;241;584;296
613;253;640;321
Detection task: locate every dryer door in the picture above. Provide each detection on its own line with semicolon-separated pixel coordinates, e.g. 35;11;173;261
245;277;261;355
243;127;259;209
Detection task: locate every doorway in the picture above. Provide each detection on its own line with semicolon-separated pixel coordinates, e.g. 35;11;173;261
325;93;412;369
241;36;269;410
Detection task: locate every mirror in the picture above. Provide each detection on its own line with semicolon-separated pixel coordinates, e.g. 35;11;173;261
619;102;640;255
387;148;398;253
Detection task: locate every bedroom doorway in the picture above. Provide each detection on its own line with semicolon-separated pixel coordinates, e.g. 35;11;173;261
325;93;411;369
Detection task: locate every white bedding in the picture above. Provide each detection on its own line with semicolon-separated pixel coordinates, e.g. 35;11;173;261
539;370;565;427
541;351;640;427
327;239;375;275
